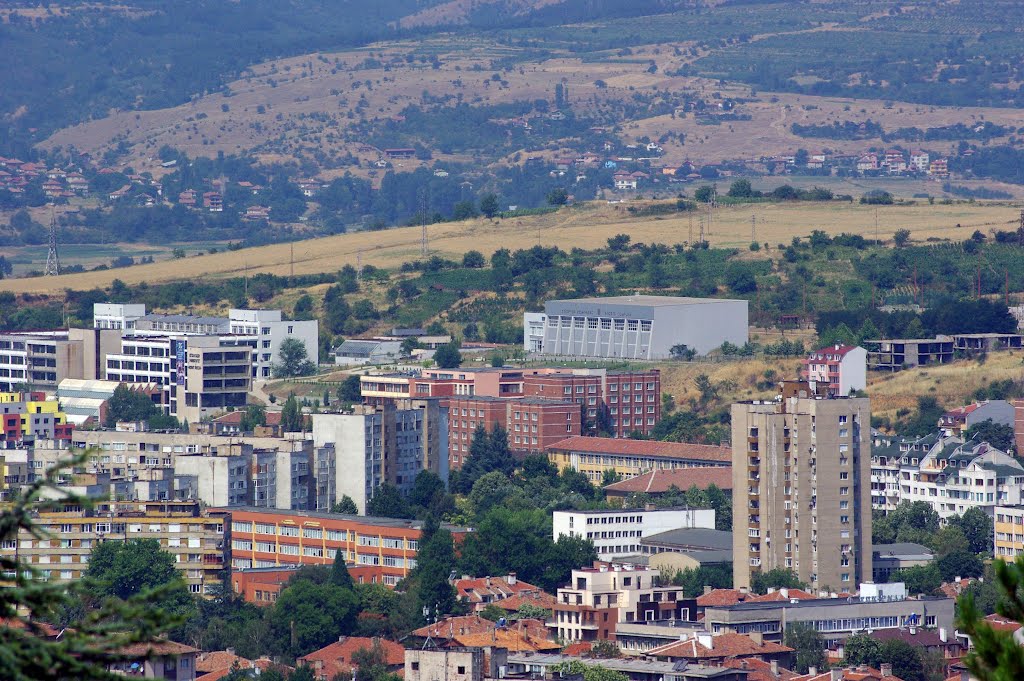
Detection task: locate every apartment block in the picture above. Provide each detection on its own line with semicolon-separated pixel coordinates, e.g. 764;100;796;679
0;391;72;443
446;395;580;468
554;508;715;560
312;400;448;514
994;505;1024;560
547;436;730;484
0;499;225;595
0;331;85;392
222;507;468;587
801;344;867;397
732;383;872;593
550;562;698;642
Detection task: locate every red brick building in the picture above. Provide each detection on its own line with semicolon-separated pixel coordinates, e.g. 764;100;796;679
523;369;661;438
447;395;580;468
221;507;469;588
230;564;382;605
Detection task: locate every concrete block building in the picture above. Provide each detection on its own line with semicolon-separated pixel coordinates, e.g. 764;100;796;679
525;295;748;359
732;383;872;593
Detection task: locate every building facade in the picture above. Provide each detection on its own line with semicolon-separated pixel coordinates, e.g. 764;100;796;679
223;507;467;587
228;309;318;379
732;384;872;593
548;436;730;484
312;400;448;514
553;508;716;560
801;345;867;397
0;499;225;596
526;295;748;359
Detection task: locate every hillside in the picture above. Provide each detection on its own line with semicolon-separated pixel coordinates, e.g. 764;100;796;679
2;198;1018;295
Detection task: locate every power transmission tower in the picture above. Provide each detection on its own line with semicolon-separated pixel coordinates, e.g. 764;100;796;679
45;210;61;276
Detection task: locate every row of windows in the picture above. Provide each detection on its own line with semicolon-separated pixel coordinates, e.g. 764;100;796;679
548;317;653;332
231;522;417;549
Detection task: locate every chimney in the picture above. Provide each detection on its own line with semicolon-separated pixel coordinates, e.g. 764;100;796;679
808;667;817;676
697;633;714;650
881;663;893;677
830;671;842;681
909;626;916;635
704;585;713;596
508;573;517;586
739;587;749;595
940;628;947;642
780;588;789;599
770;660;778;676
749;632;763;645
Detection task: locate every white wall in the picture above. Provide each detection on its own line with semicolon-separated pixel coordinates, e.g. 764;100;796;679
553;508;716;558
313;413;370;513
839;347;868;395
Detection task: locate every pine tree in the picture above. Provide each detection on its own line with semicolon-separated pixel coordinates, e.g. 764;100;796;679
331;548;354;590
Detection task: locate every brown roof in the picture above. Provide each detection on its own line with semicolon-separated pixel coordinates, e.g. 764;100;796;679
869;627;957;648
547;436;731;462
412;615;552;645
117;640;200;658
604;467;733;495
561;642;594;657
449;629;560;653
197;650;252;673
697;589;751;607
983;613;1022;633
297;636;404;681
454;575;544;604
724;658;800;681
649;633;793;661
492;591;558;611
746;589;817;603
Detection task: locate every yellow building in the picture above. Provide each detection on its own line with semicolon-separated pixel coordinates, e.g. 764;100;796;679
546;436;731;483
994;505;1024;560
0;499;226;596
0;391;70;441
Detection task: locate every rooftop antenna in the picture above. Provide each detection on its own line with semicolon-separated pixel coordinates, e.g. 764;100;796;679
45;209;62;276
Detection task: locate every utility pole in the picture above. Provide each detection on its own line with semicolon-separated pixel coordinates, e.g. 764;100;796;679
874;207;879;244
45;209;61;276
290;242;294;278
751;214;757;243
419;187;428;257
688;214;693;245
357;249;363;285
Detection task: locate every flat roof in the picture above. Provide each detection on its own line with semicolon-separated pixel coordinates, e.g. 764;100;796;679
505;653;737;678
707;595;950;612
548;295;743;307
547;436;731;462
557;506;710;516
642;528;733;551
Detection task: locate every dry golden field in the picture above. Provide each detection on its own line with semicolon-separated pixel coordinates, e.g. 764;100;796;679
3;199;1018;295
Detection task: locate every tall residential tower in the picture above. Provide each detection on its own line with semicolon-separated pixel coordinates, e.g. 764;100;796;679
732;383;871;593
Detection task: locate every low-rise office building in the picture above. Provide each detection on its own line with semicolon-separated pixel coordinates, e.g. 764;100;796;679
703;583;955;647
504;652;749;681
554;508;716;560
871;543;934;582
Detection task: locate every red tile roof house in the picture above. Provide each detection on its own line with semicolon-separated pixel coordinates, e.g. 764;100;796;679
648;632;794;668
723;658;800;681
867;626;963;674
453;573;551;611
801;344;867;397
603;467;733;501
297;636;404;681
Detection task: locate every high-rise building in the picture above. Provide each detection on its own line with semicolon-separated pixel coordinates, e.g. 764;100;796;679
312;400;448;514
732;382;871;593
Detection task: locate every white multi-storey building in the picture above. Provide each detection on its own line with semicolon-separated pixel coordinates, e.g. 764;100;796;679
228;309;318;379
93;303;146;331
553;508;715;560
900;436;1024;520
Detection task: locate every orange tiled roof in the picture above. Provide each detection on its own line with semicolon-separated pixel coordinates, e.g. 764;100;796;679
117;640;200;658
454;575;543;604
547;436;731;462
297;636;404;681
492;591;558;611
697;589;751;607
648;633;793;660
561;642;594;656
413;615;551;642
724;658;800;681
603;467;733;494
451;629;561;652
983;613;1022;633
746;589;817;603
197;651;252;673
